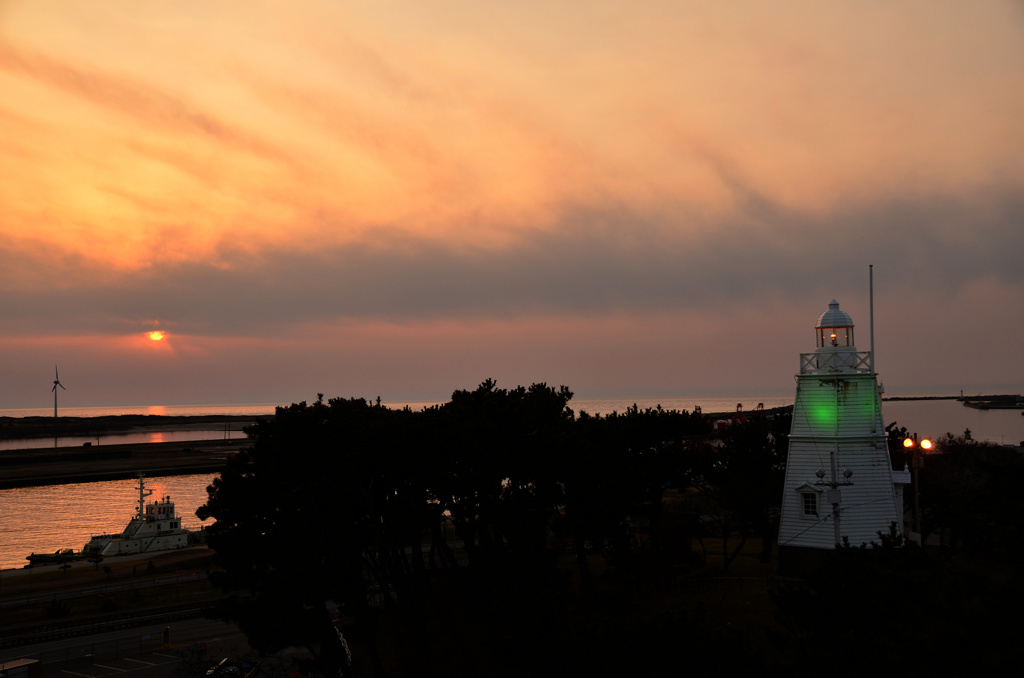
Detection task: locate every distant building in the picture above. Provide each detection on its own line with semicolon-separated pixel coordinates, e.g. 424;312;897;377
778;300;910;573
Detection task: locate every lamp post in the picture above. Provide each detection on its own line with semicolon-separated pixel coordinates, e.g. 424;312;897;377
902;434;932;540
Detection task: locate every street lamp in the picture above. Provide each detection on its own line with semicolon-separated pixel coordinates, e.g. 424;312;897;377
902;433;933;539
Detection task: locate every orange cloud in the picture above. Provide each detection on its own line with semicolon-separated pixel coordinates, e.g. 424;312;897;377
3;1;1022;276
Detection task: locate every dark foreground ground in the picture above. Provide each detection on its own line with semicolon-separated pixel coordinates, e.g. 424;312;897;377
0;541;787;678
0;548;275;677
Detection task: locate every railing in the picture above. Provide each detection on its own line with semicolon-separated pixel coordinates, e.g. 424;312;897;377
799;351;872;375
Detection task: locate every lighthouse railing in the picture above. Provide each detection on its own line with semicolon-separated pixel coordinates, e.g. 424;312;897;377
799;351;873;374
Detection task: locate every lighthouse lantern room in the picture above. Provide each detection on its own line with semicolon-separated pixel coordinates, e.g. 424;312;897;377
778;299;910;572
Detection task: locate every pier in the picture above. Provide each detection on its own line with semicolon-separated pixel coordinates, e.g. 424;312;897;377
883;393;1023;409
0;439;245;490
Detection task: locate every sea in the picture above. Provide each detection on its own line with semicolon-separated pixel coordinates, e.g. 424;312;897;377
1;395;1021;571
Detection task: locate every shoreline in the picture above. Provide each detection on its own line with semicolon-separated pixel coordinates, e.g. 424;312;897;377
0;414;267;441
0;416;258;489
0;438;245;490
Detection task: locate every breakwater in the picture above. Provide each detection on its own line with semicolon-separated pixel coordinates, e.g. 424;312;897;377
0;439;242;490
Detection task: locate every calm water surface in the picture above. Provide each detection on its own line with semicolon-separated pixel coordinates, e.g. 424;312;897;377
0;474;216;571
0;429;245;451
881;399;1024;446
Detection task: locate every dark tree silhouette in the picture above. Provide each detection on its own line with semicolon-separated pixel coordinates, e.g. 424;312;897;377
916;430;1024;559
704;412;788;569
198;397;386;676
564;404;710;584
198;382;739;675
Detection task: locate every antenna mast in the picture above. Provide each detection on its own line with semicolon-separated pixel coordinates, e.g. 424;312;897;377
869;265;879;437
137;473;152;519
869;265;875;375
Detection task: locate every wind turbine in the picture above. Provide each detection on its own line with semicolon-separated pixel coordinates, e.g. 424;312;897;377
52;366;66;418
52;366;66;447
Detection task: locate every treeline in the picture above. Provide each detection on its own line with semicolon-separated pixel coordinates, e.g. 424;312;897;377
198;380;789;676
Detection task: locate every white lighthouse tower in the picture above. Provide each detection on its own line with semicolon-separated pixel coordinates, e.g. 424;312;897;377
778;299;910;570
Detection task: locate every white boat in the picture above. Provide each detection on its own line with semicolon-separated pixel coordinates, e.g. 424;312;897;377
26;474;204;565
84;474;195;556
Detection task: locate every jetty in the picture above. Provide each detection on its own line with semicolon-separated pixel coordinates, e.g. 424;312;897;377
0;438;247;490
883;393;1024;409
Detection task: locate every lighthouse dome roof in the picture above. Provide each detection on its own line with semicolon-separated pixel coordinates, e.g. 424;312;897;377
816;299;854;328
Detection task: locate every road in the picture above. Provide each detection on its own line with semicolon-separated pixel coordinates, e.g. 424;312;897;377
0;616;253;677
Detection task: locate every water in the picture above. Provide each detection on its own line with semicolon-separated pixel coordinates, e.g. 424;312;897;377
0;428;245;452
0;474;216;571
881;399;1024;447
0;403;264;451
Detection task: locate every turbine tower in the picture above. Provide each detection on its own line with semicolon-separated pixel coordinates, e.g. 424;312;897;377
52;365;66;418
52;366;66;447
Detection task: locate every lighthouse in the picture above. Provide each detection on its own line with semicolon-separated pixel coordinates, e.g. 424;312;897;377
778;300;910;571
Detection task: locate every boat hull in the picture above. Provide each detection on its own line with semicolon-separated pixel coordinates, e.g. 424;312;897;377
99;532;189;556
26;548;95;566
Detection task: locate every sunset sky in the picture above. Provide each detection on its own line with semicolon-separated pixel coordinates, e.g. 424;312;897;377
2;1;1022;409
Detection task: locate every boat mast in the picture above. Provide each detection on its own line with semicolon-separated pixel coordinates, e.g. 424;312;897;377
137;473;152;519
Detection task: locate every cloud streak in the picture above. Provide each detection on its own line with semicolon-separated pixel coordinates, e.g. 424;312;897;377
0;42;290;164
0;1;1022;406
3;187;1021;335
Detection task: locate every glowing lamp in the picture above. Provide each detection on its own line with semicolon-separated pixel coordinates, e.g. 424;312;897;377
920;439;933;450
903;438;915;449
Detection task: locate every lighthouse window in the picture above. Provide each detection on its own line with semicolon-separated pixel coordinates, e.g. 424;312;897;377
818;327;853;348
802;492;818;517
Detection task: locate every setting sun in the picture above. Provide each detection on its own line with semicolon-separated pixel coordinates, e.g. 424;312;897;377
148;331;166;341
